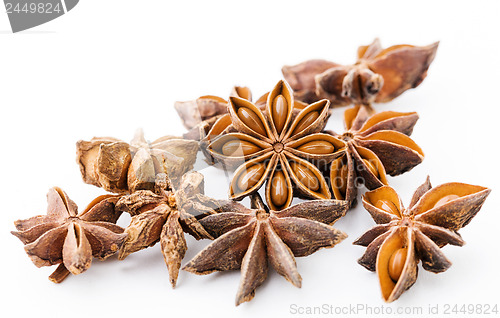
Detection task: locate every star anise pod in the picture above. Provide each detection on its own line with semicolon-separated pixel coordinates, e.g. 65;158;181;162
206;80;343;210
282;38;439;106
183;193;348;305
76;129;198;192
178;84;311;142
115;171;218;287
11;187;127;283
353;177;490;302
325;105;424;206
177;86;255;141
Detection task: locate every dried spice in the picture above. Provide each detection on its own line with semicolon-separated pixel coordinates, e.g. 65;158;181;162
206;80;343;210
183;193;348;305
177;86;255;141
76;130;198;191
116;171;217;287
282;38;439;106
179;86;309;142
11;187;127;283
353;177;490;302
324;105;424;206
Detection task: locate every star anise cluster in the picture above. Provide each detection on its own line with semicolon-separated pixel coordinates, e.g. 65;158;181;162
11;38;493;307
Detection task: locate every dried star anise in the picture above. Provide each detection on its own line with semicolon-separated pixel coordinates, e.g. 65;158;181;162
11;187;127;283
207;80;343;210
353;177;490;302
76;129;198;192
183;193;348;305
116;171;217;287
179;86;308;142
282;38;439;106
177;86;255;141
324;105;424;206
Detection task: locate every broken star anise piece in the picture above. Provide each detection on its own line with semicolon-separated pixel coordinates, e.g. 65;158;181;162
178;86;255;141
207;80;343;210
325;105;424;206
353;177;490;302
183;193;348;306
76;129;198;192
11;187;127;283
116;171;217;288
282;38;439;106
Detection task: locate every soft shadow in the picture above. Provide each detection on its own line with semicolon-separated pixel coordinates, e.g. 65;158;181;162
0;30;56;34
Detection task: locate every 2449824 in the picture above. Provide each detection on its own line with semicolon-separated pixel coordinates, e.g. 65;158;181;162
443;304;499;315
5;2;62;14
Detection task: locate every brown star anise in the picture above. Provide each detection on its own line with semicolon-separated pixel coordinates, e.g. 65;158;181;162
11;187;127;283
183;193;348;305
115;171;217;287
353;177;490;302
282;38;439;106
207;80;344;210
177;86;255;141
76;130;198;192
178;85;310;142
325;105;424;206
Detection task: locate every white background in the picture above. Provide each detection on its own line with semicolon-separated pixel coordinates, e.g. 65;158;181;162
1;1;499;317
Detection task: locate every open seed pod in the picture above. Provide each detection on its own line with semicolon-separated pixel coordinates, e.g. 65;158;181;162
195;86;317;166
324;105;423;207
207;80;341;210
76;130;198;192
354;177;491;302
282;38;439;106
11;188;127;283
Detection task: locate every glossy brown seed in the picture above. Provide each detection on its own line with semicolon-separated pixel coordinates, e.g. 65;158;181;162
290;162;319;191
433;194;460;209
272;95;288;134
237;163;266;191
270;170;288;207
237;107;267;136
292;111;319;135
297;140;335;154
222;140;261;156
336;162;348;195
362;159;378;177
388;248;407;282
375;199;399;216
